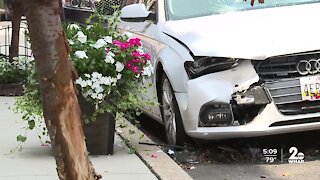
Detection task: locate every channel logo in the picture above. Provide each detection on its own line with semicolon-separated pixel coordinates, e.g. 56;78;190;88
288;147;304;164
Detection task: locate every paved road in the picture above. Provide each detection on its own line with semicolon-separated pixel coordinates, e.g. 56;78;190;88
186;161;320;180
138;115;320;180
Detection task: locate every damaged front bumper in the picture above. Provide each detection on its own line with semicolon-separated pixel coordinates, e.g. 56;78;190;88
175;60;320;140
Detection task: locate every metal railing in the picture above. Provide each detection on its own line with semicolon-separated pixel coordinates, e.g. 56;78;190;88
0;25;31;58
0;25;33;83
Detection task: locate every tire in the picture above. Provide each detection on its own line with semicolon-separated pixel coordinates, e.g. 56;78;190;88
160;74;187;146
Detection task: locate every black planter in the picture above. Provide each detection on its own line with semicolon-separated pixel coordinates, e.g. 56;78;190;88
78;95;115;155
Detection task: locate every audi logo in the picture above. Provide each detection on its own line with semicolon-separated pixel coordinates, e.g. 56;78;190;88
296;59;320;75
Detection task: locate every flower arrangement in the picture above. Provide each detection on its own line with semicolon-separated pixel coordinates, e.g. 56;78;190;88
13;12;153;147
66;14;153;122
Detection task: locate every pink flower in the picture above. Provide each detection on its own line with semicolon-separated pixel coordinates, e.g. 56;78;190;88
128;38;142;46
126;61;133;69
132;50;141;57
132;66;139;74
113;40;122;46
132;58;140;63
120;42;130;51
142;53;151;61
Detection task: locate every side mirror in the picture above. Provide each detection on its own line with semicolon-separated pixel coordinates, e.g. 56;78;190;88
120;4;153;22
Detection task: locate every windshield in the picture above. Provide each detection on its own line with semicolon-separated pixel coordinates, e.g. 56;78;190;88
166;0;320;20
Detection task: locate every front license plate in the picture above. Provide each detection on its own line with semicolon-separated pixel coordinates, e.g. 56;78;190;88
300;76;320;101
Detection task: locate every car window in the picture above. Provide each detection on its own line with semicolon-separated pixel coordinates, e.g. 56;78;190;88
166;0;320;20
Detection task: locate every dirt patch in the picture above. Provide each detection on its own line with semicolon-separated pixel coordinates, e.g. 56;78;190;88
0;83;23;96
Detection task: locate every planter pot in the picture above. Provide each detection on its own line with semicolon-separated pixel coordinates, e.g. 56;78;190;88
78;95;115;155
0;83;23;96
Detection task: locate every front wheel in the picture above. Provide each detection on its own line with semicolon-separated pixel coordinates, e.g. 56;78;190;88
160;74;187;146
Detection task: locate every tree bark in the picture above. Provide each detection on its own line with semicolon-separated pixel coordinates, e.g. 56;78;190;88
24;0;99;179
9;0;24;62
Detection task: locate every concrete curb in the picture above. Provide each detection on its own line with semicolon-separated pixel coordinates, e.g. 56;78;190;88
116;118;192;180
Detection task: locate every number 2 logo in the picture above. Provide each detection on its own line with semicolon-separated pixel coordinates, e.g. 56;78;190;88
289;147;298;160
289;147;304;160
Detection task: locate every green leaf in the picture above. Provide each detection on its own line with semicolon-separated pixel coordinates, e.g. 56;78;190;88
28;120;35;130
17;135;27;142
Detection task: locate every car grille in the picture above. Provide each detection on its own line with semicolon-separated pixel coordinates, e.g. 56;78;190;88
265;79;320;115
94;0;122;15
254;52;320;115
253;51;320;80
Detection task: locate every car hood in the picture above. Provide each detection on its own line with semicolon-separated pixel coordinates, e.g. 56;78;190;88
163;3;320;60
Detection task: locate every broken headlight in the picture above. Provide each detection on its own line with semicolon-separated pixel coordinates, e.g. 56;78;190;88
184;57;240;79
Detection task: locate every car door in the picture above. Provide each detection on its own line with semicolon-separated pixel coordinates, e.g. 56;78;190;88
119;1;164;122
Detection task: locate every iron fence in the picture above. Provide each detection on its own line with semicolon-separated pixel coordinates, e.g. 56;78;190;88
0;25;31;58
0;24;32;83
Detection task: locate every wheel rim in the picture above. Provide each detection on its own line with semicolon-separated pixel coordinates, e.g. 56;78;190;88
162;78;177;145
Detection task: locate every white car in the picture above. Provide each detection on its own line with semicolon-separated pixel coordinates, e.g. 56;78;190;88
120;0;320;146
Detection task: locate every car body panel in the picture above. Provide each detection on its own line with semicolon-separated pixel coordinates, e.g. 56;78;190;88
163;3;320;60
187;102;320;140
176;61;259;132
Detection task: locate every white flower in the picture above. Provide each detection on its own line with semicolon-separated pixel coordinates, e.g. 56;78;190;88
105;51;115;64
97;93;104;100
68;24;80;30
68;39;74;45
91;93;98;99
87;89;93;96
86;25;93;30
84;74;90;78
111;78;117;83
95;86;104;93
92;72;102;79
103;36;113;44
91;39;107;49
75;77;88;88
75;77;83;84
101;76;112;86
75;51;88;59
115;62;124;72
107;51;115;57
117;73;122;80
105;55;115;64
143;63;153;77
111;78;118;86
86;80;93;86
77;31;87;43
91;82;99;89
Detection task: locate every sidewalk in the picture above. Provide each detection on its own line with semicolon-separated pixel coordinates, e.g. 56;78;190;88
0;97;157;180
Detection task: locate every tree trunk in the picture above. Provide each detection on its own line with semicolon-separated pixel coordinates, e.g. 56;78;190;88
9;0;23;62
24;0;99;179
